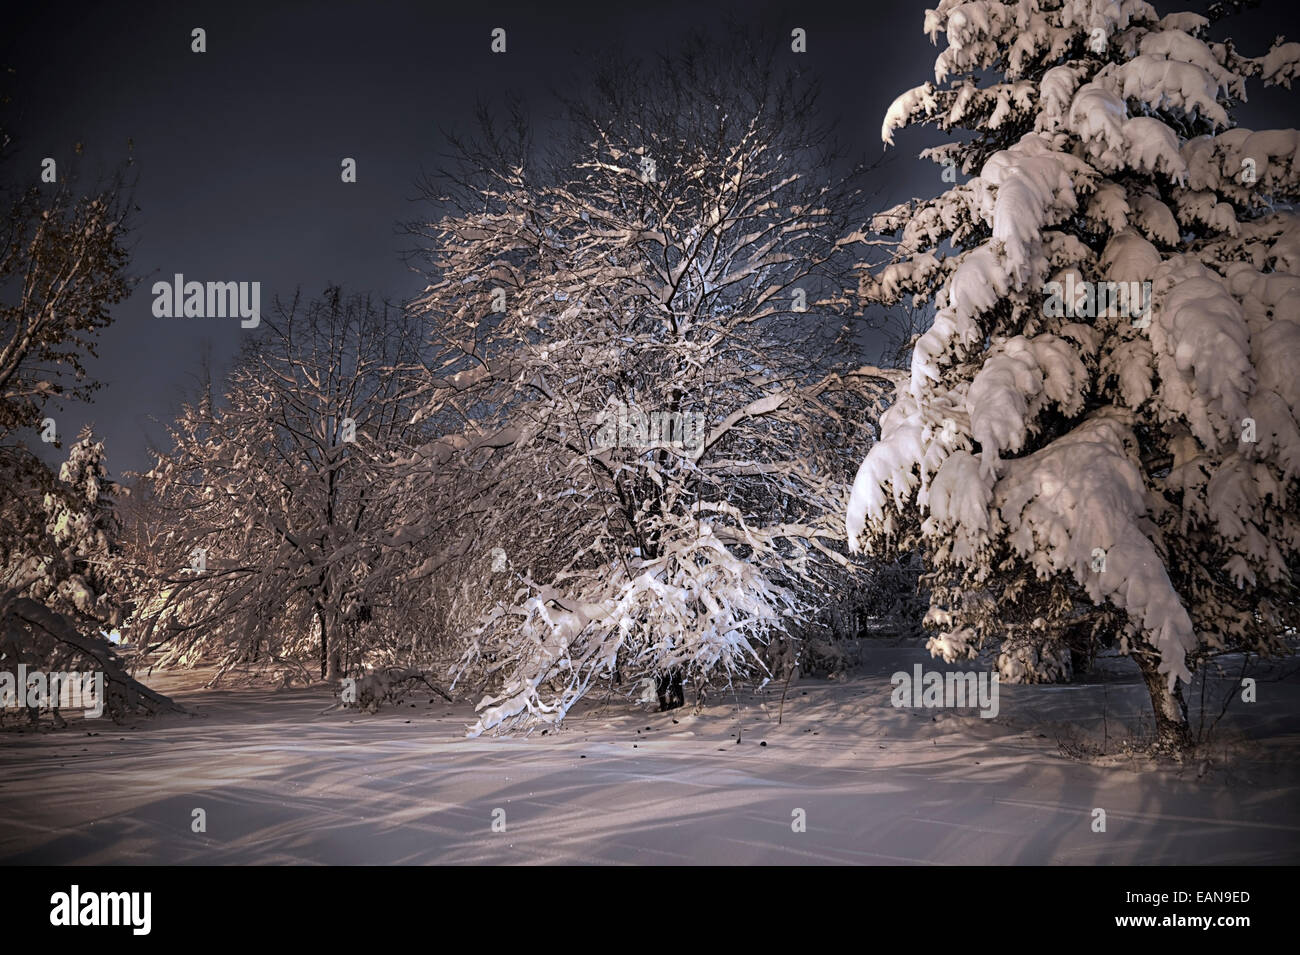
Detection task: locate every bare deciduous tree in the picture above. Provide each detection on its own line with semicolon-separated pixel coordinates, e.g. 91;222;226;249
400;37;896;733
136;290;428;683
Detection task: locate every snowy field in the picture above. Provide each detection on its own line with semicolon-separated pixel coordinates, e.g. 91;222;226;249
1;646;1298;865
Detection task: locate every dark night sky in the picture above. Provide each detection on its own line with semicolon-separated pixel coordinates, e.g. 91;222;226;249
2;0;1296;478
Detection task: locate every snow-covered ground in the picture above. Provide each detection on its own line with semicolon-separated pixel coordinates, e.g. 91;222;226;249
1;645;1297;864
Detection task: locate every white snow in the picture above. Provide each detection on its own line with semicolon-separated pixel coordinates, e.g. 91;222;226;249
1;655;1295;864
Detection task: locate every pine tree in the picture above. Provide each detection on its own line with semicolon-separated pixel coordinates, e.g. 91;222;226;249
850;0;1300;752
43;426;124;625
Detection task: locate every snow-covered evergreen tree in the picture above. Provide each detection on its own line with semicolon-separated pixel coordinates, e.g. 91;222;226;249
3;426;125;631
42;426;125;624
2;429;175;722
850;0;1300;751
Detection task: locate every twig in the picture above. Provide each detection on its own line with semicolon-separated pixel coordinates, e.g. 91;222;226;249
778;656;797;726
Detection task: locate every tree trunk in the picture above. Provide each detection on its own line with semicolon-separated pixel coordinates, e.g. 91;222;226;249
317;608;341;682
1133;649;1192;755
655;669;684;711
1068;645;1090;680
317;608;329;680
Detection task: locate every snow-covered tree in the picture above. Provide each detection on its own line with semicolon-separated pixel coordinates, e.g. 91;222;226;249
404;39;892;733
0;143;168;722
0;142;131;440
1;429;173;724
42;428;127;620
0;139;131;612
136;290;429;682
3;427;125;630
850;0;1300;751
